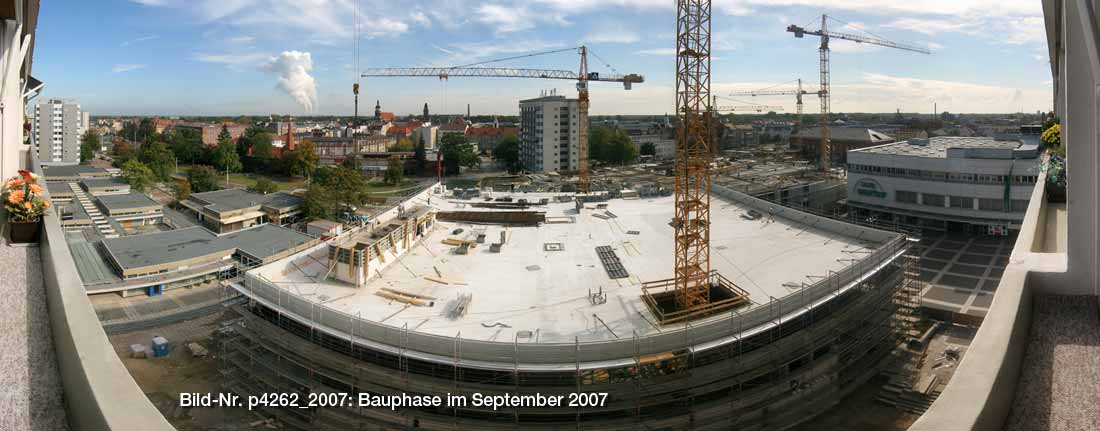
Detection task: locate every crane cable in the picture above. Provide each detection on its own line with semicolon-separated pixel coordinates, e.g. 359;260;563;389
452;47;580;69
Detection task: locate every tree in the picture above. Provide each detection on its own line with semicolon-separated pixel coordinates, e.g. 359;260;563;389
166;128;204;164
606;131;638;164
173;179;191;203
281;140;319;178
250;178;278;194
79;130;100;164
340;157;360;171
493;136;522;173
388;138;415;152
384;156;405;185
187;165;220;193
318;165;368;215
588;127;611;163
414;140;428;174
640;142;656;157
120;118;158;144
112;140;135;167
139;141;175;181
238;125;273;160
121;159;156;193
439;134;479;175
211;139;242;173
301;184;333;219
217;124;232;147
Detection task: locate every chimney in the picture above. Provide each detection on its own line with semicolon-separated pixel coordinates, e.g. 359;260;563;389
286;118;295;151
467;103;470;118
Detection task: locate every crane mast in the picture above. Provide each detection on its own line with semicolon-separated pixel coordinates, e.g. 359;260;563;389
788;15;930;172
730;79;814;149
673;0;713;312
361;48;642;194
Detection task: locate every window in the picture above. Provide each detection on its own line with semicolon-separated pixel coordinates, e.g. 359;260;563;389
1011;199;1029;212
922;193;945;207
978;198;1004;211
949;196;974;209
896;190;918;204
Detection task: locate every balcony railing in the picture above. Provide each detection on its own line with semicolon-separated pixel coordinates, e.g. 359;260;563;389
27;151;173;430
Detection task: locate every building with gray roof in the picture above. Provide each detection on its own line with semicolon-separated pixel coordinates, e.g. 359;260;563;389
40;164;110;182
791;126;895;164
95;191;163;228
180;188;303;233
80;177;130;196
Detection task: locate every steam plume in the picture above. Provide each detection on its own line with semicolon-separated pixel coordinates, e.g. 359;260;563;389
263;51;318;112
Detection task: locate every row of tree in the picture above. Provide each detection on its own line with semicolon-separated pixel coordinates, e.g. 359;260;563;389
486;127;639;174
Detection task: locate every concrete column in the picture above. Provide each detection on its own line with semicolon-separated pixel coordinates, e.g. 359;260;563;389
1064;0;1100;296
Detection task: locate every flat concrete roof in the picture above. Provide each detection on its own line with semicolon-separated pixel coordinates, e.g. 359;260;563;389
188;188;300;214
253;192;886;343
260;192;303;211
222;223;316;261
41;164;109;179
80;177;129;189
46;182;74;196
96;192;160;211
101;227;231;271
853;136;1022;158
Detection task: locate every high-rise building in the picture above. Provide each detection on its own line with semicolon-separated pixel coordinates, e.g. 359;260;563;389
32;99;84;165
518;93;579;173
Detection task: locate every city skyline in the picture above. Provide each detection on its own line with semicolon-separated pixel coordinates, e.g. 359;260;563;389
36;0;1051;116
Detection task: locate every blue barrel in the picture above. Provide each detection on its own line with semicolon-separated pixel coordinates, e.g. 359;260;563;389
152;336;169;357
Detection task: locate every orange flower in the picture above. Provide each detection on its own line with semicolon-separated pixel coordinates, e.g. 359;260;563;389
7;189;25;204
6;178;23;189
43;200;51;208
28;184;43;195
23;201;31;210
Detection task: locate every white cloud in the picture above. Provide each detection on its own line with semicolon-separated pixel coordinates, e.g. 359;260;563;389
193;52;270;67
475;4;568;35
129;0;167;5
226;35;255;45
636;48;675;56
583;21;640;44
411;11;431;27
112;64;147;73
120;35;158;47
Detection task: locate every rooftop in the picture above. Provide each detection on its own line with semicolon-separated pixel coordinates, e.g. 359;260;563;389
795;126;894;143
852;136;1025;159
40;164;109;179
188;188;300;214
221;223;316;261
96;192;160;211
253;191;890;343
101;227;231;271
80;177;129;189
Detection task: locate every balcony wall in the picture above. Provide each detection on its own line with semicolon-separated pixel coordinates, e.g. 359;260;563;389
30;153;174;430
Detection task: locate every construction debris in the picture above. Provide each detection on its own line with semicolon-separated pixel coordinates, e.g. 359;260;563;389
376;290;427;306
596;246;629;279
446;293;473;319
482;322;512;328
424;276;449;285
187;342;209;358
382;287;438;301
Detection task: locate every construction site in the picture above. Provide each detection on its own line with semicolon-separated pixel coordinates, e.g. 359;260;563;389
215;1;928;429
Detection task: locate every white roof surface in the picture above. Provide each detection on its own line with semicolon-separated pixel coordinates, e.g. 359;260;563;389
253;193;881;343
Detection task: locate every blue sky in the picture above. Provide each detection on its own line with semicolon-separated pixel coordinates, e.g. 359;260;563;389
34;0;1052;116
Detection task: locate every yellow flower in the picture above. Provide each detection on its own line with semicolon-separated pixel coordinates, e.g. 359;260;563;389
7;189;25;204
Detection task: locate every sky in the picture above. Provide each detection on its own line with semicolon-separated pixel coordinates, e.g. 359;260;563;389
33;0;1053;117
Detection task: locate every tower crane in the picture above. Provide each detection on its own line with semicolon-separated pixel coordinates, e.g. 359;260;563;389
787;15;930;172
730;79;818;149
361;47;643;194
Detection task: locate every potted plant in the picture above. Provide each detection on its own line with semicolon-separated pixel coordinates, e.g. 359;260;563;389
1041;121;1066;203
2;169;51;243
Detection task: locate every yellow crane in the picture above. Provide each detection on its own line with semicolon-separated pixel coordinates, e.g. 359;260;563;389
787;15;930;172
361;47;643;193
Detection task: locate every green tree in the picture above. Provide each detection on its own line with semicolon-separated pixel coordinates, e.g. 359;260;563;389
112;140;135;167
640;142;656;157
166;128;204;164
250;178;278;194
211;140;242;173
340;157;360;171
79;130;100;164
121;159;156;193
388;138;415;152
173;179;191;203
439;134;479;176
318;166;368;215
414;140;428;173
281;140;319;178
187;165;220;193
384;156;405;185
493;136;522;173
217;124;232;147
588;127;611;163
139;141;175;181
238;125;273;160
121;118;158;144
301;184;333;219
606;131;637;164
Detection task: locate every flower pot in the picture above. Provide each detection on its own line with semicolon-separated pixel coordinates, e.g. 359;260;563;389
1046;181;1067;204
8;218;41;244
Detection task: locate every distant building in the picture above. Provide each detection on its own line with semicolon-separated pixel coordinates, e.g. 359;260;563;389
465;126;518;153
40;164;111;182
311;136;395;166
438;116;469;138
94;191;164;229
633;135;675;160
791;127;895;165
518;94;579;173
847;134;1041;234
419;124;439;150
32;99;84;165
173;122;247;147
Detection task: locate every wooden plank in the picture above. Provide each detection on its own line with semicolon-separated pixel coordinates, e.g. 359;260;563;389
424;276;450;285
375;291;426;306
382;287;438;301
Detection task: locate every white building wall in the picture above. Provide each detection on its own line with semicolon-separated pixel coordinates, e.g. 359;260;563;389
519;95;579;173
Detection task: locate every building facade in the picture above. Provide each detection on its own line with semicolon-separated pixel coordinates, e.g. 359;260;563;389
32;99;83;165
847;136;1041;234
519;94;579;173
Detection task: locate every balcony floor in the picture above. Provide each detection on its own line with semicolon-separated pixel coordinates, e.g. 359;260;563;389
0;241;69;430
1006;294;1100;431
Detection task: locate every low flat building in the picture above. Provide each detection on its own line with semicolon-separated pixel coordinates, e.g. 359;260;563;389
180;188;303;234
100;226;235;281
791;126;895;165
80;177;130;196
847;136;1041;234
46;182;75;203
40;164;111;182
95;192;163;229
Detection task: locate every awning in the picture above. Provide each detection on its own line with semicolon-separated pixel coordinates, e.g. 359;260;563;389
23;74;43;99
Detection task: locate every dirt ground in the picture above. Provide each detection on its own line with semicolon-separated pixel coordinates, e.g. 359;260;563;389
791;377;919;431
109;308;260;430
